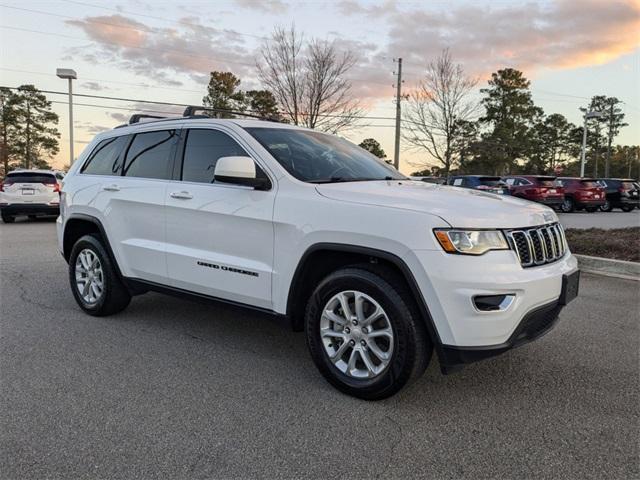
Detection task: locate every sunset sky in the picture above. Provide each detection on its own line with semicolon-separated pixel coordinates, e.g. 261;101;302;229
1;0;639;173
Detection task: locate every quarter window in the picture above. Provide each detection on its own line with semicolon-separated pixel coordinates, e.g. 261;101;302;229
123;130;176;180
181;129;250;184
82;136;128;176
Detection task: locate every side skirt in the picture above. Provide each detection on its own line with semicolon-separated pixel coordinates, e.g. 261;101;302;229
124;277;286;320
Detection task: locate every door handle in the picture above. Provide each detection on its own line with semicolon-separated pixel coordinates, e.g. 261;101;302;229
170;191;193;200
103;184;120;192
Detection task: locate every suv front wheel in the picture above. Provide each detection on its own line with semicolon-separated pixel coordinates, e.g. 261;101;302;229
68;234;131;316
305;266;431;400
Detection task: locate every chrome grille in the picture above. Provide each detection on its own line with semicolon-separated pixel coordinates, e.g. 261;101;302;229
507;223;567;268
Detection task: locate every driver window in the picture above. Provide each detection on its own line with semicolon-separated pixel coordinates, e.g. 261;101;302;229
182;129;256;184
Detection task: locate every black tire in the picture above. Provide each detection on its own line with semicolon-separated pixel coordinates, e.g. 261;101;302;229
68;234;131;316
305;265;432;400
621;205;635;212
561;197;575;213
1;213;15;223
600;201;612;212
585;206;598;212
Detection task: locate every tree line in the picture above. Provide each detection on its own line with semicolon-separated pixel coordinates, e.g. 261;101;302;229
404;50;633;179
0;26;637;179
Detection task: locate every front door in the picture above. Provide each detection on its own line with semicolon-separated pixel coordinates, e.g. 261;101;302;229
164;127;275;309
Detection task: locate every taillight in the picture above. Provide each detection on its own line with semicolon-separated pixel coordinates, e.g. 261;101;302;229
54;183;61;193
0;182;3;192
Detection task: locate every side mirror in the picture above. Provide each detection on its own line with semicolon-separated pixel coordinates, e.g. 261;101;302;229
214;156;270;190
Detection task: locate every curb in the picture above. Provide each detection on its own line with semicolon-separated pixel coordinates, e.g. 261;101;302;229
575;254;640;281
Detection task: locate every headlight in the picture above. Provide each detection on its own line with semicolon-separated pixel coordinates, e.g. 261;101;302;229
434;229;509;255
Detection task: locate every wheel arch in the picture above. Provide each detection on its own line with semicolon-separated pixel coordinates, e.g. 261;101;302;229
285;243;444;354
62;214;125;281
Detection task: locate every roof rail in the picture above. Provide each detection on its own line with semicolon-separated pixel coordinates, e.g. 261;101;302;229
129;114;168;124
182;105;281;122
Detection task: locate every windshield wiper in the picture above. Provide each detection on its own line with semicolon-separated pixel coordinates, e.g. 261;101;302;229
309;176;396;184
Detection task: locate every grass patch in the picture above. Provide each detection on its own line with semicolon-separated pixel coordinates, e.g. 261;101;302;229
565;227;640;262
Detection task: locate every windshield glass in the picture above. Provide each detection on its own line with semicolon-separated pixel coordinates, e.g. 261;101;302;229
245;127;405;183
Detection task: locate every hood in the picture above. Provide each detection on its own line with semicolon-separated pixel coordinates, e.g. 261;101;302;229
316;180;558;229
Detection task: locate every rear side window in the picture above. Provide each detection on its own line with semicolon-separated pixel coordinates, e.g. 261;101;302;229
478;178;501;186
181;129;248;183
123;130;176;180
621;181;635;190
82;136;128;176
452;178;462;186
5;172;56;184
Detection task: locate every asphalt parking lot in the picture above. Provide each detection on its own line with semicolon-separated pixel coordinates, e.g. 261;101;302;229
1;218;638;479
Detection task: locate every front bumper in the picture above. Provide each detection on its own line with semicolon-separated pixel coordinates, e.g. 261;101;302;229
0;203;59;216
405;248;578;346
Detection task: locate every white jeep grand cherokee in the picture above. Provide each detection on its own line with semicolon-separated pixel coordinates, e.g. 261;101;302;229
57;110;580;399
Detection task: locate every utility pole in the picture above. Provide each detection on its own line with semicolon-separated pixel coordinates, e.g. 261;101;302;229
393;58;402;171
579;109;602;177
56;68;77;165
605;100;614;178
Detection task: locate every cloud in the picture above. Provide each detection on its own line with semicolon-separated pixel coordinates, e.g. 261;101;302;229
66;14;254;86
81;81;108;91
234;0;288;13
369;0;640;82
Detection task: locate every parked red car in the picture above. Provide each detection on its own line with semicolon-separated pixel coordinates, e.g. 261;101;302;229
502;175;564;208
556;177;606;213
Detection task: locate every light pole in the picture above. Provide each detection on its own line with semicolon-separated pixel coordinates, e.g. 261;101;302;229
579;109;602;178
56;68;77;165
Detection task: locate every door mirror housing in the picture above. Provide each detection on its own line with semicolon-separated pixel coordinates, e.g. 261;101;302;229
214;156;270;190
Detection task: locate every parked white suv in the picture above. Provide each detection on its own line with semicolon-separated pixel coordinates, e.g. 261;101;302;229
1;169;64;223
57;111;580;399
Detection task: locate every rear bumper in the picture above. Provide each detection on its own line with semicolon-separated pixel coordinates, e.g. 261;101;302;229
0;203;59;216
575;199;605;208
534;197;564;206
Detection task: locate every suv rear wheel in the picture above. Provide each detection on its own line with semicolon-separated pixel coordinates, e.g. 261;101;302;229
561;197;575;213
600;200;612;212
305;266;431;400
68;234;131;316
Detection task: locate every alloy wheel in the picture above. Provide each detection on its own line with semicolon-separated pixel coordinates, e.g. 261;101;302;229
320;290;394;379
75;248;104;304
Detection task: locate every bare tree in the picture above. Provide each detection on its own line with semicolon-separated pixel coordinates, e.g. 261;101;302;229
257;25;362;133
402;49;478;176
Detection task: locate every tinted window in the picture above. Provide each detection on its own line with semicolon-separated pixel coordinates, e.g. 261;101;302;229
82;136;128;176
478;178;502;186
245;127;404;183
621;181;636;190
580;180;598;188
123;130;176;180
182;129;248;183
536;179;555;187
5;172;56;184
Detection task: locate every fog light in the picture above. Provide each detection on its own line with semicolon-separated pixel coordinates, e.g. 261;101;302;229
473;294;515;312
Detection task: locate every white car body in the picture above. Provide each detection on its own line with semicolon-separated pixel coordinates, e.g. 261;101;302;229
1;169;63;220
57;117;579;373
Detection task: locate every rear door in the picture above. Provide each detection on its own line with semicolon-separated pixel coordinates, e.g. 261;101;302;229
164;127;276;309
2;172;58;205
88;129;178;283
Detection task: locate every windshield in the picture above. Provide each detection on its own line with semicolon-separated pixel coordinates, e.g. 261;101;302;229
245;127;406;183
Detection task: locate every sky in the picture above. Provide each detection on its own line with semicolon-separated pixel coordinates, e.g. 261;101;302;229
1;0;639;173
